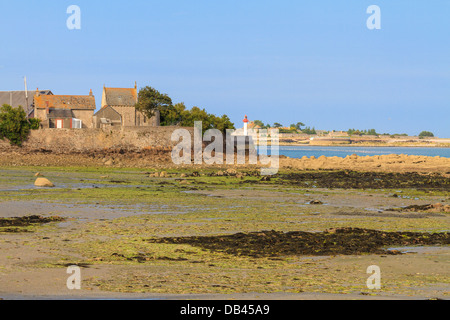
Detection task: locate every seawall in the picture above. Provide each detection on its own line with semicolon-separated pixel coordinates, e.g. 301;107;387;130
0;127;194;153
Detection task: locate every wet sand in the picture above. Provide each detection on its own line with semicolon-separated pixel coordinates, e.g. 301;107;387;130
0;165;449;300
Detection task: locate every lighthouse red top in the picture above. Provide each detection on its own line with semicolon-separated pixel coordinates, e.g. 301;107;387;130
243;115;249;123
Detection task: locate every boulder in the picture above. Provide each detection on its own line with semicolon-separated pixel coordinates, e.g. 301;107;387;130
35;178;55;188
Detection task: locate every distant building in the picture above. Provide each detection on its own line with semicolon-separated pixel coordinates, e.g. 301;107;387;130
94;83;160;128
33;89;96;129
247;121;262;130
328;131;349;137
0;90;52;116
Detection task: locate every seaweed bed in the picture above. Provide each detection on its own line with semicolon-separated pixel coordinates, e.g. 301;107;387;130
148;228;450;257
0;215;64;232
281;171;450;190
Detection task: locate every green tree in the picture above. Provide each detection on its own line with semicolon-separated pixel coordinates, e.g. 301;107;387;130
295;122;305;130
302;126;317;135
210;114;235;133
0;104;40;146
253;120;265;128
135;86;173;122
160;102;188;126
179;107;235;133
419;131;434;138
273;123;283;128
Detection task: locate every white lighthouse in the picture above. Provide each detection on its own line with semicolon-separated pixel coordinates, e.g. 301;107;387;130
243;115;249;136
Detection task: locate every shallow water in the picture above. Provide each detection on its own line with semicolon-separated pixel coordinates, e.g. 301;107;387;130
387;246;450;254
259;146;450;158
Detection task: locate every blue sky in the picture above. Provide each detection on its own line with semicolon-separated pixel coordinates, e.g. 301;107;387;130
0;0;449;137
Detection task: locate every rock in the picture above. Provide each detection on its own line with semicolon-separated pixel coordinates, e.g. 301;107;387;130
226;169;237;176
309;200;323;205
34;172;42;177
35;178;55;188
160;171;168;178
179;180;190;185
387;250;403;255
216;171;224;176
104;159;114;166
180;173;187;178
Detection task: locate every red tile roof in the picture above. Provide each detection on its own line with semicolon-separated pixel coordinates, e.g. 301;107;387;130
34;94;96;110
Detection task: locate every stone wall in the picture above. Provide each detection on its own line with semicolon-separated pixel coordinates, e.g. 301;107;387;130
0;126;194;153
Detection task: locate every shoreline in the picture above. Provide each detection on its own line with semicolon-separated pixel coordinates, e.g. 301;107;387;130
276;143;450;148
0;149;449;174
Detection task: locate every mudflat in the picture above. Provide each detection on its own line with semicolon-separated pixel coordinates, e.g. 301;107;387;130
0;158;449;300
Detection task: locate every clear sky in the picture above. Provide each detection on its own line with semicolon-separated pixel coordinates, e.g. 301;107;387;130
0;0;449;137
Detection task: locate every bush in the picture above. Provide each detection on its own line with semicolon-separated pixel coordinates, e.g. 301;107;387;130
0;104;40;146
418;131;434;138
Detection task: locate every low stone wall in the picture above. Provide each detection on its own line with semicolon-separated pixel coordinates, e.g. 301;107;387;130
0;126;194;152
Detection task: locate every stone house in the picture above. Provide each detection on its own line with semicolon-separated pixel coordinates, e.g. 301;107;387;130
94;83;160;128
33;90;96;129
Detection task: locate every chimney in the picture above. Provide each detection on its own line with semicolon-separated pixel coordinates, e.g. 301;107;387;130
134;81;137;90
36;88;40;97
89;89;93;96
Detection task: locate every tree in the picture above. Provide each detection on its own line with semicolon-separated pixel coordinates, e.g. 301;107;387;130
295;122;305;130
135;86;173;121
0;104;40;146
161;102;188;126
273;123;283;128
210;114;235;133
178;106;235;133
419;131;434;138
253;120;265;128
136;85;234;132
302;126;317;135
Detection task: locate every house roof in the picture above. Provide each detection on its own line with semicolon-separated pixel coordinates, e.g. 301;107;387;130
103;87;137;107
35;94;96;110
47;108;73;119
0;90;52;113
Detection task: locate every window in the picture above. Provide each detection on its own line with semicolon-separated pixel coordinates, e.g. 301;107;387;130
72;119;82;129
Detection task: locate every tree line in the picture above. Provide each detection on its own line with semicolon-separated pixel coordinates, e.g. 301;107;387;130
135;86;235;133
